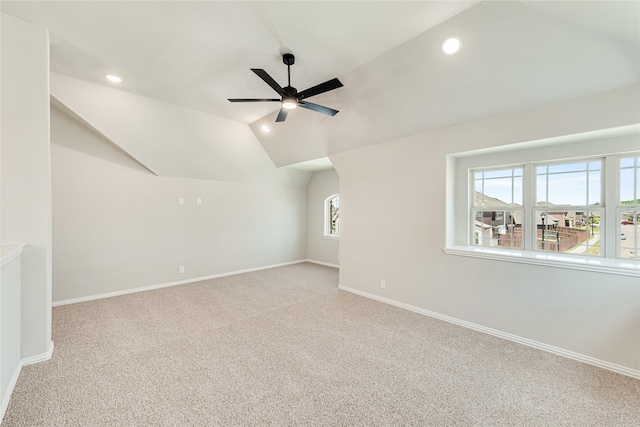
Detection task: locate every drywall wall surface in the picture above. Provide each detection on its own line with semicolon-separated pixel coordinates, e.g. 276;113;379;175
331;87;640;372
1;251;21;416
51;107;309;302
50;73;285;183
306;169;340;265
1;12;52;359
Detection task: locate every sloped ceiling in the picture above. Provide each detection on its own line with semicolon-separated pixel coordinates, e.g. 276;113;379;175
2;1;639;173
49;73;303;183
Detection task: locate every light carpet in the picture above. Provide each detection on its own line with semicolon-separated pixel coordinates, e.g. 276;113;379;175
3;263;639;426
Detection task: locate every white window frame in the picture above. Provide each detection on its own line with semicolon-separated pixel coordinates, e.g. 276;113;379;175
444;133;640;277
324;194;340;238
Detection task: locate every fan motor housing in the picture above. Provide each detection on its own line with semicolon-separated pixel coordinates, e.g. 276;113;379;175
282;53;295;66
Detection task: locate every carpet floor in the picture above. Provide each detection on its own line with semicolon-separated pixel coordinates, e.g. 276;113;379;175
2;263;639;426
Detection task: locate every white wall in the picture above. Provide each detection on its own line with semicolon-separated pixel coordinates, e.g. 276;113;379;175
306;169;340;266
1;248;22;418
0;13;52;360
51;106;311;302
332;85;640;374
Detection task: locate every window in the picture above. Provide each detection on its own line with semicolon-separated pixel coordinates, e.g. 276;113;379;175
448;139;640;276
468;155;640;262
619;156;640;259
324;194;339;237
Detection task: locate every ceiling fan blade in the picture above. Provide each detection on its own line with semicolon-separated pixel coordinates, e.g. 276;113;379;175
228;98;280;102
296;78;343;100
251;69;285;96
298;101;339;117
275;107;288;122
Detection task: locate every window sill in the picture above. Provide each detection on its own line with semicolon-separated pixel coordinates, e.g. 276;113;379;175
323;234;339;240
443;245;640;277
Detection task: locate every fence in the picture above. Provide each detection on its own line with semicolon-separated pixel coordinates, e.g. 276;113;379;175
497;226;588;252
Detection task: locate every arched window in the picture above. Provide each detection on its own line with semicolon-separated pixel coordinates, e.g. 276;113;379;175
324;194;339;237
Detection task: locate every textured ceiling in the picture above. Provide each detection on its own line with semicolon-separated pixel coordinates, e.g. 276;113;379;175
2;1;638;169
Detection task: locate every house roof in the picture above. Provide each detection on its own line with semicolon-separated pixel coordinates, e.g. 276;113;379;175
2;1;638;175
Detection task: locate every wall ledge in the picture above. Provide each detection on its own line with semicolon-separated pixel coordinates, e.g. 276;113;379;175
444;245;640;277
338;284;640;380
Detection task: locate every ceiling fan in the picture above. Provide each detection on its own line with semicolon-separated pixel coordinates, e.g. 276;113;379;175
228;53;343;122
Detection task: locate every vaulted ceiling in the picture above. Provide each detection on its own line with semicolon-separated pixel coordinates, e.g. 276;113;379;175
2;1;639;172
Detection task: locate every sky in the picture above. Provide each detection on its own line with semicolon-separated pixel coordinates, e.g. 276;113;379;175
475;158;639;207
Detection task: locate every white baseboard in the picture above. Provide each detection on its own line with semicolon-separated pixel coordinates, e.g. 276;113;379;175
21;340;54;366
338;284;640;380
1;341;54;422
52;260;308;307
305;259;339;268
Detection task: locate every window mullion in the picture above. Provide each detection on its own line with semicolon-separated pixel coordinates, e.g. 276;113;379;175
604;155;617;258
523;163;535;251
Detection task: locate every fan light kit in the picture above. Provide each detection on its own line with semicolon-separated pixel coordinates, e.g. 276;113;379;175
228;53;343;122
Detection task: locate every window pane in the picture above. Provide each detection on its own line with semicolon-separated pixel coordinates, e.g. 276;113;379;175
483;169;513;179
536;174;547;205
619;214;638;259
471;210;522;248
538;160;602;207
484;177;515;204
513;176;523;205
620;168;635;204
548;162;588;174
473;168;522;207
535;209;601;256
620;157;636;169
474;179;483;206
588;170;601;205
548;171;587;206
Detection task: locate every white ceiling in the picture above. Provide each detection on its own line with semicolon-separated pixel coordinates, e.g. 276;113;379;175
2;1;639;169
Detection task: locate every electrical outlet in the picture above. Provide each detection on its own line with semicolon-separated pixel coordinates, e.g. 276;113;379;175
178;266;185;274
380;279;386;289
196;197;202;205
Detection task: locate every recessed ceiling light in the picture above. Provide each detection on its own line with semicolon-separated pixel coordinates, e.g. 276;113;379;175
441;36;462;55
261;125;270;133
104;74;123;83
